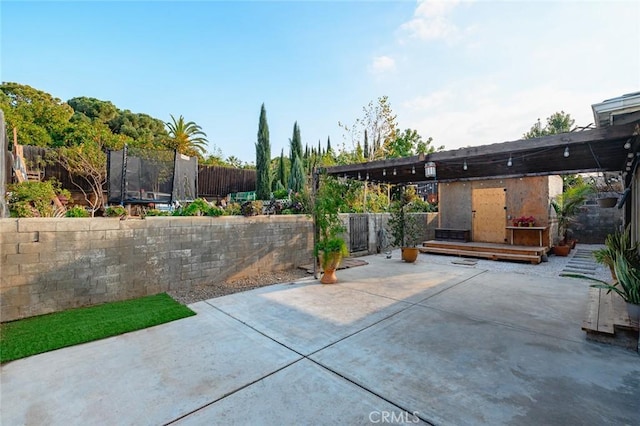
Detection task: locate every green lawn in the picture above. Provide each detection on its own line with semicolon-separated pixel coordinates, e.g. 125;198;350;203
0;293;195;363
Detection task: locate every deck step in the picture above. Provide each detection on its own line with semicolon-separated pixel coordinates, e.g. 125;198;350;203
419;246;541;264
582;287;639;350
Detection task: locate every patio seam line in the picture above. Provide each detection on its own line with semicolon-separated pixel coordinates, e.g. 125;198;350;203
201;300;436;425
162;357;306;425
307;357;436;426
340;268;489;308
414;303;592;346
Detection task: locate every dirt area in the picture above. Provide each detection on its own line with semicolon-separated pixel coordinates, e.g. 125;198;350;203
168;268;312;305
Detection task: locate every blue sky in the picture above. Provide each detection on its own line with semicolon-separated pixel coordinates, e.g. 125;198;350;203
2;1;639;164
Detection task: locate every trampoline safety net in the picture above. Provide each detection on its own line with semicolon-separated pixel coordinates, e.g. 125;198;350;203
107;147;197;205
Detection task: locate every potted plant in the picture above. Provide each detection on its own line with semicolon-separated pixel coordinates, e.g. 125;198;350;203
551;182;593;255
593;225;640;282
313;174;349;284
590;254;640;326
388;187;422;263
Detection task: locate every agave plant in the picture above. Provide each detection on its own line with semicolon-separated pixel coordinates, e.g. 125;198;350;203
591;255;640;305
593;226;640;281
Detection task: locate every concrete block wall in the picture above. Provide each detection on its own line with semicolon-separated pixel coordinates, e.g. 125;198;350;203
1;216;313;321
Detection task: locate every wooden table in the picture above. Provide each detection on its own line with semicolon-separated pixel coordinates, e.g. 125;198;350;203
506;226;548;247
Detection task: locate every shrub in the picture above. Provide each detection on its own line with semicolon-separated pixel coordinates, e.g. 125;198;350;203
223;202;242;216
65;206;90;218
273;188;289;199
144;209;170;217
105;205;127;217
7;180;70;218
207;205;224;217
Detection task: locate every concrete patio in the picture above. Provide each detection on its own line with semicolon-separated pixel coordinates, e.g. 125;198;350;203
2;252;639;425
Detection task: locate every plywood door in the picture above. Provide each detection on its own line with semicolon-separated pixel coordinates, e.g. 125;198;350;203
472;188;506;243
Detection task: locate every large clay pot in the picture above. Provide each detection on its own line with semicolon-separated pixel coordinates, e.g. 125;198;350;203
320;252;342;284
401;247;419;263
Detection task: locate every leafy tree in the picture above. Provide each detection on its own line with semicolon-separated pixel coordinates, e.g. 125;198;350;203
0;82;73;147
165;114;208;157
523;111;575;139
54;140;108;216
387;128;443;158
255;103;271;199
108;110;168;148
67;97;119;124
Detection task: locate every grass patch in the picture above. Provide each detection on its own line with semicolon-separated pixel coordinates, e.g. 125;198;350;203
0;293;195;363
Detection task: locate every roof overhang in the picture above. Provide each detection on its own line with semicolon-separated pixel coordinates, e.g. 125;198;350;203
324;122;639;185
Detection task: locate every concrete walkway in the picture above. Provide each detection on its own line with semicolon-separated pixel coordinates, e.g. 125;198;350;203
2;253;639;425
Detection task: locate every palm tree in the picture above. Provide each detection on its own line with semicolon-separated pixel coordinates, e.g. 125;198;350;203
166;114;208;157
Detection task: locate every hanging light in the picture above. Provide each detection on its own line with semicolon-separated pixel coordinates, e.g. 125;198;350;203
411;165;415;174
366;172;369;180
358;172;361;180
563;146;570;158
624;140;632;149
507;155;512;167
393;168;397;176
424;161;436;178
463;160;468;171
628;152;635;158
383;168;386;176
343;174;347;179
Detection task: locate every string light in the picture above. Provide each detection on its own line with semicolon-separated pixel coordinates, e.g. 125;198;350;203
624;140;632;149
507;155;512;167
358;172;361;180
366;172;369;180
463;160;468;171
411;165;415;174
382;169;386;176
628;152;635;158
563;146;570;158
393;168;397;176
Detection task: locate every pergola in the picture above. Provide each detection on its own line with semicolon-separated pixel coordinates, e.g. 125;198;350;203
324;122;639;187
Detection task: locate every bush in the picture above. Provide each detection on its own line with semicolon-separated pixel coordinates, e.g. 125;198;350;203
241;201;262;216
207;205;224;217
7;180;70;218
273;188;289;199
223;202;242;216
144;209;170;217
105;205;127;217
65;206;90;217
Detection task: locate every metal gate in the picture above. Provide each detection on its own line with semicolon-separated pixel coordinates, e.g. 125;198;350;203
349;214;369;252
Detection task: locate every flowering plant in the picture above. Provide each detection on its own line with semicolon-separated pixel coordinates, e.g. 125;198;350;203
513;216;535;227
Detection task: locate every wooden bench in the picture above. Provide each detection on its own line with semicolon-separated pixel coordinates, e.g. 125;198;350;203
435;228;470;242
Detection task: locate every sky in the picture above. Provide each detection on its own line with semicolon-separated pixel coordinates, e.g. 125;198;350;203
2;0;639;164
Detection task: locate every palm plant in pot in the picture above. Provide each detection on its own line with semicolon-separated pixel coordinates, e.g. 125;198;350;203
551;182;593;256
590;254;640;327
593;225;640;282
313;174;349;284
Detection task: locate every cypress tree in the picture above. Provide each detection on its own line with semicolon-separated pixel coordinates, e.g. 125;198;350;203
278;148;286;189
255;103;271;199
326;136;332;154
288;154;305;193
363;130;369;160
289;122;303;162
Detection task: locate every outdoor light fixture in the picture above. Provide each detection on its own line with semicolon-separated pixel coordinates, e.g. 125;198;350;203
564;146;570;158
344;174;347;179
412;165;415;174
507;155;512;167
383;168;386;176
424;161;436;178
358;172;361;180
393;168;397;176
463;160;468;171
624;140;632;149
366;172;369;180
628;152;635;159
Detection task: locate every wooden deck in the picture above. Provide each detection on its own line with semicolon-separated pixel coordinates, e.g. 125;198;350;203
419;240;547;264
582;287;639;350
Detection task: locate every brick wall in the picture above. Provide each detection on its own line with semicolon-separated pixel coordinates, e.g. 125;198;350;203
1;216;314;321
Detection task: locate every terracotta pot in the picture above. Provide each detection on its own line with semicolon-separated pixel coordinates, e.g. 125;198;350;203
554;244;571;257
401;247;419;263
320;252;342;284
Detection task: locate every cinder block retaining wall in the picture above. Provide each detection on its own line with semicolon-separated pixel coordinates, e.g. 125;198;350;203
0;216;314;322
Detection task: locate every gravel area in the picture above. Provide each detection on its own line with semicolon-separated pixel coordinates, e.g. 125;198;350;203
169;244;612;305
168;268;313;305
